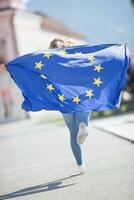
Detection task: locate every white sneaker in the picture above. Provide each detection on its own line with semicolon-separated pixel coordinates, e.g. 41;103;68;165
76;122;88;145
78;164;86;174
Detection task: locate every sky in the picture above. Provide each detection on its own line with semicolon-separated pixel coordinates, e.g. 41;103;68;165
27;0;134;52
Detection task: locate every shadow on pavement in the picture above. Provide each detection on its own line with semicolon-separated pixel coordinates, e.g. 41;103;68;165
0;174;80;200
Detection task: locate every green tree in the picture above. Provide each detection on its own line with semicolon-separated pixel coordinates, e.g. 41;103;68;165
131;0;134;7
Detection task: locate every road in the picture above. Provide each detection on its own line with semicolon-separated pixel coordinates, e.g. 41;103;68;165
0;118;134;200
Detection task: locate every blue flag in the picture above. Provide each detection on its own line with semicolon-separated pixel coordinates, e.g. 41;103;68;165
6;43;130;113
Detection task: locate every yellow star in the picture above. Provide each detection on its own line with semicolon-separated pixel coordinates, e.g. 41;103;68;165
40;74;47;79
85;90;94;98
58;49;67;55
47;84;54;91
58;94;65;102
88;55;95;62
73;96;81;104
75;51;82;56
43;52;53;58
93;77;103;87
35;61;44;70
94;65;103;72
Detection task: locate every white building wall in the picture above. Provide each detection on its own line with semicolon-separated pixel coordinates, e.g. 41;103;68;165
0;10;27;122
13;10;85;55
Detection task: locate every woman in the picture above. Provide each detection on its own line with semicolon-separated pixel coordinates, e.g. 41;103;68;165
0;38;91;174
49;38;91;174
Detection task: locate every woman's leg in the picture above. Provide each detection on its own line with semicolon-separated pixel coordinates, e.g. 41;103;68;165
62;113;83;165
75;111;92;144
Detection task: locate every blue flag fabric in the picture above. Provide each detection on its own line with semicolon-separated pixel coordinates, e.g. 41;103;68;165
6;43;130;113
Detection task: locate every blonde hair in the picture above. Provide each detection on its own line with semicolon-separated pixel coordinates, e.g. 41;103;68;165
49;38;75;49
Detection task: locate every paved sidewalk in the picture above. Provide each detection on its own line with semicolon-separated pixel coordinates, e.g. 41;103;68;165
92;112;134;142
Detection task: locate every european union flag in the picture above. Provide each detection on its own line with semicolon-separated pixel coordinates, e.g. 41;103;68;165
6;43;130;113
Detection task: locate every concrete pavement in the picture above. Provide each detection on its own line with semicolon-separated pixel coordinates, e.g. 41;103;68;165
0;115;134;200
92;112;134;142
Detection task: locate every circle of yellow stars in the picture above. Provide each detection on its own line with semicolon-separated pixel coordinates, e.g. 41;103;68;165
35;61;44;70
43;52;53;59
58;49;68;55
94;64;103;72
58;94;66;102
88;55;95;62
73;96;81;104
85;90;94;98
34;50;105;104
93;77;103;87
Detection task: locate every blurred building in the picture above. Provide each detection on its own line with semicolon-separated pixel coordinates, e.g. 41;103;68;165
131;53;134;66
0;0;86;123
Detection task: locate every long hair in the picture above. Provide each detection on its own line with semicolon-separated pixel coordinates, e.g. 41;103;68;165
49;38;75;49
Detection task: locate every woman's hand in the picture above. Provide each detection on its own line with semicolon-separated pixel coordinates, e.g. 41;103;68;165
0;64;6;72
